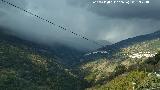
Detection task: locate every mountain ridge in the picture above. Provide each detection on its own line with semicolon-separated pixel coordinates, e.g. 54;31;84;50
0;28;87;90
100;30;160;50
78;30;160;90
81;30;160;61
0;28;160;90
0;28;86;66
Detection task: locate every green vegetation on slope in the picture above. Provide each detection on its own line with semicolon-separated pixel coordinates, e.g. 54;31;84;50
1;30;160;90
80;38;160;90
88;70;160;90
84;52;160;90
80;58;119;85
0;36;85;90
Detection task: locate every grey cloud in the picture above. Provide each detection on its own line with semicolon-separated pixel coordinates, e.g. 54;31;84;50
0;0;27;10
68;0;160;19
0;0;160;50
0;0;104;50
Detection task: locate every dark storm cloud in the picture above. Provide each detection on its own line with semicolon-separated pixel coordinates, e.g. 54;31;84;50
0;0;27;9
0;0;104;50
0;0;160;50
66;0;160;42
68;0;160;19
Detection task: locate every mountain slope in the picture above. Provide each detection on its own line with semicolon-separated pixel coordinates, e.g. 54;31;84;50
101;30;160;50
82;30;160;61
86;52;160;90
0;27;86;66
49;43;85;66
0;29;86;90
79;30;160;89
1;28;160;90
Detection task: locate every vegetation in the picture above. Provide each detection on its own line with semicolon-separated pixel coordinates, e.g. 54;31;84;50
0;35;85;90
81;38;160;90
88;70;160;90
85;52;160;90
0;30;160;90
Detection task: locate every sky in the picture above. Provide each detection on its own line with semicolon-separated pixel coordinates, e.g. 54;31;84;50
0;0;160;50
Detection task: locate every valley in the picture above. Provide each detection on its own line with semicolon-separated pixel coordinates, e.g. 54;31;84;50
0;29;160;90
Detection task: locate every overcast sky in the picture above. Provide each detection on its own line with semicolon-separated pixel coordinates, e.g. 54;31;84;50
0;0;160;50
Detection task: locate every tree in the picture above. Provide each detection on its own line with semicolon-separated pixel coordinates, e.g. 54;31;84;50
155;51;160;64
113;64;127;76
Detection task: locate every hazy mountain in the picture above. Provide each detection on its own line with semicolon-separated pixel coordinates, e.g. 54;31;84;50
82;30;160;61
0;29;86;90
96;40;112;46
0;27;87;66
1;28;160;90
100;30;160;50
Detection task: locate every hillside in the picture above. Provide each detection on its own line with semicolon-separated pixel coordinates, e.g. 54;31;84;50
49;43;85;66
101;30;160;51
0;28;86;66
82;30;160;61
85;52;160;90
79;30;160;89
0;30;86;90
80;50;160;90
1;28;160;90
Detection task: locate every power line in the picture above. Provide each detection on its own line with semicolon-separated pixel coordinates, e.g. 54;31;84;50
0;0;105;47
